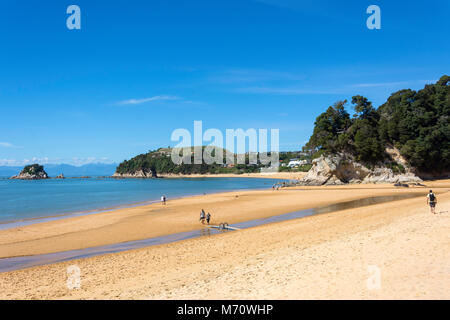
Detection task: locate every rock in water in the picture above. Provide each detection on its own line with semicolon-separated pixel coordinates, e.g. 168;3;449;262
299;153;422;186
112;169;158;178
10;164;49;180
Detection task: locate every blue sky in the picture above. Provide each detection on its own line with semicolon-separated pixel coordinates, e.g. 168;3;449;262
0;0;449;166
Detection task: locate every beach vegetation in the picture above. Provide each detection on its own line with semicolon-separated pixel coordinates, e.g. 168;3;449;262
22;164;46;175
116;147;269;176
305;75;449;174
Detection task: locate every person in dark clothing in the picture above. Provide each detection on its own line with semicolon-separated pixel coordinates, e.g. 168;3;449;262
427;190;437;215
206;212;211;225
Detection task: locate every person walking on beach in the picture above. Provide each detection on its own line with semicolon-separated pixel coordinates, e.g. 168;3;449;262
161;195;166;205
206;212;211;225
199;209;206;224
427;190;437;214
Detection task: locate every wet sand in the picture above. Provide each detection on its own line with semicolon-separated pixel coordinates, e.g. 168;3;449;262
0;180;449;299
0;183;434;258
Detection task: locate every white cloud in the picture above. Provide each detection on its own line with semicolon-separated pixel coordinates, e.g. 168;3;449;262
0;159;21;166
210;69;302;84
0;142;14;148
0;157;114;167
234;79;438;96
352;79;437;88
70;157;114;166
0;158;50;166
117;95;181;105
235;86;340;95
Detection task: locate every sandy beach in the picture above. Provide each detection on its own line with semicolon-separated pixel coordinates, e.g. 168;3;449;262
0;180;449;299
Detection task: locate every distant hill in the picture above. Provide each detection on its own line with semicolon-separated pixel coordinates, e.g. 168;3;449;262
114;147;267;177
0;166;22;177
0;163;118;177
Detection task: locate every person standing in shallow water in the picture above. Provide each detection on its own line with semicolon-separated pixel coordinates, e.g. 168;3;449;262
427;190;437;215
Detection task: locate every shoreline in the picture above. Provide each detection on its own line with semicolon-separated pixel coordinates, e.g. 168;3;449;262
0;180;449;299
0;193;425;273
2;172;304;180
3;170;444;231
156;172;306;180
0;176;288;231
0;180;447;260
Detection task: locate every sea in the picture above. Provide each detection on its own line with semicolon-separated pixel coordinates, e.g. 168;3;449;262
0;176;283;225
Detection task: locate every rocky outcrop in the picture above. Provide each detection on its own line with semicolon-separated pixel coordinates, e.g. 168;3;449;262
10;164;49;180
299;153;422;186
362;167;422;184
112;169;157;178
385;145;409;168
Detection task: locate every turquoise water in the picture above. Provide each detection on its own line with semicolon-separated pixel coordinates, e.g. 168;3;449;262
0;177;280;224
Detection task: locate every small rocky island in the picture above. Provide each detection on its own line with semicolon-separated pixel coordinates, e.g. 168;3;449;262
10;164;49;180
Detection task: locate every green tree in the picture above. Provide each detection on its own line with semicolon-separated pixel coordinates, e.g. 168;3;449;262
304;76;449;173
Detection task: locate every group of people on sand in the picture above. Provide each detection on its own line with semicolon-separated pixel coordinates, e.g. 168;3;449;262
199;209;211;224
159;196;213;223
162;191;438;223
272;181;287;190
